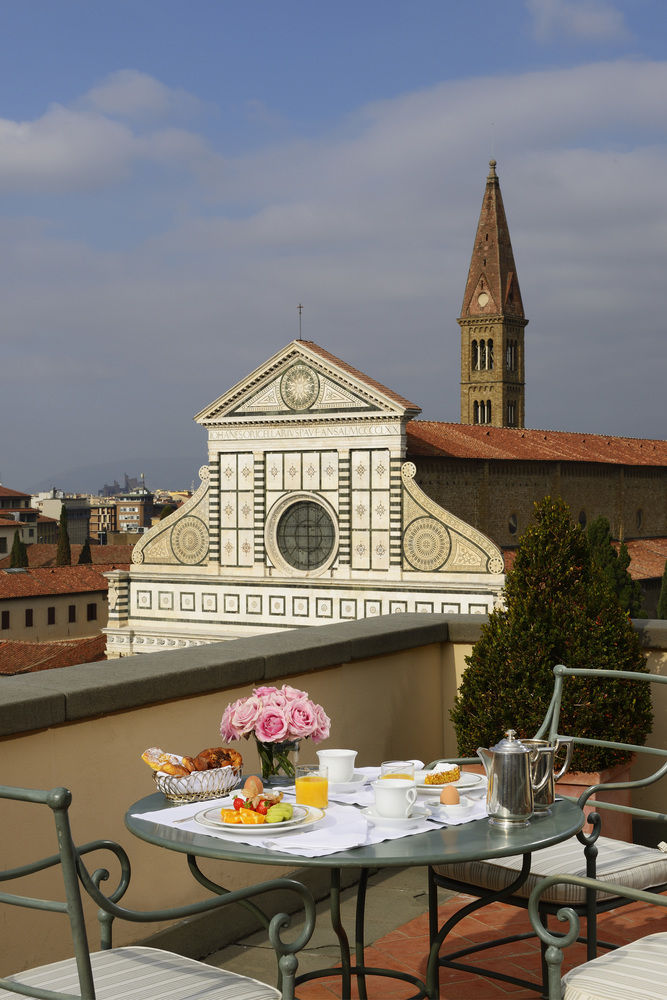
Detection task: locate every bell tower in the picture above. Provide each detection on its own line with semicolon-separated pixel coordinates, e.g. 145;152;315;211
459;160;527;428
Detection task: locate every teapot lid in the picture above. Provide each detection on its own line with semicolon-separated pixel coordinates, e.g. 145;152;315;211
492;729;528;754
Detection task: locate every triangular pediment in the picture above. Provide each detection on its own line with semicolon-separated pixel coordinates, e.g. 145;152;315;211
467;275;498;315
195;340;421;425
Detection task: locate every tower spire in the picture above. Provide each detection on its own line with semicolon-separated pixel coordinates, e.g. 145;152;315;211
458;160;528;429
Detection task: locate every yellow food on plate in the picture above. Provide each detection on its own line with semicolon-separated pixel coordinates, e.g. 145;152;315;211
221;809;243;824
424;765;461;785
239;808;266;825
440;785;460;805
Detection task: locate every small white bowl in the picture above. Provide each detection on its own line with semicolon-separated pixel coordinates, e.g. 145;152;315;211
440;795;475;818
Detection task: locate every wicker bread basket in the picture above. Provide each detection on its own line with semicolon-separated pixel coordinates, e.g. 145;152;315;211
154;764;242;803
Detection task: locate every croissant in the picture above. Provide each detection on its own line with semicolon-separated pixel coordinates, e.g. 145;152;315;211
141;747;182;772
193;747;243;771
160;761;191;777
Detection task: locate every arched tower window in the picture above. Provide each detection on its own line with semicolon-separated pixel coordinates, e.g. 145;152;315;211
487;339;494;370
473;400;479;424
486;400;492;423
480;340;486;369
472;340;478;370
507;400;516;426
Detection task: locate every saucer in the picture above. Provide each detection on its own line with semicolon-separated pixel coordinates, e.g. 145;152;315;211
361;804;431;828
329;771;368;792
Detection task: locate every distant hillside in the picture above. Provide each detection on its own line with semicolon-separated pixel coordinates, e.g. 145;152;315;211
28;456;204;495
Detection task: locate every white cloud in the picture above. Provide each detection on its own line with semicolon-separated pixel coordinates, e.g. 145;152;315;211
2;58;666;486
527;0;629;43
83;69;203;121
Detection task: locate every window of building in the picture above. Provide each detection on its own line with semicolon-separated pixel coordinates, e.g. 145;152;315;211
480;339;487;369
276;501;336;572
471;340;478;370
508;514;518;535
578;511;587;529
487;339;493;370
69;605;76;623
25;608;33;627
473;400;479;424
507;400;516;426
636;509;643;531
86;603;97;621
47;606;56;625
1;611;9;630
486;400;492;423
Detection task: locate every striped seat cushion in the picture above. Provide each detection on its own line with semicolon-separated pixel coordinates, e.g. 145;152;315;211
562;932;667;1000
433;836;667;903
1;946;281;999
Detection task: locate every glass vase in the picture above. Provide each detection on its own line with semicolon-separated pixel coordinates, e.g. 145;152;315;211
254;737;301;786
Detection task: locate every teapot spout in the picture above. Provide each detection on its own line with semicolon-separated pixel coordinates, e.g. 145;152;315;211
476;747;492;777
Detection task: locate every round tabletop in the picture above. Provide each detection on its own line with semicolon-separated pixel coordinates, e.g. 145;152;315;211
126;794;584;869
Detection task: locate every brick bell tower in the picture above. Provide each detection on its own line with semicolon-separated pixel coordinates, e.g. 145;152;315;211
459;160;527;428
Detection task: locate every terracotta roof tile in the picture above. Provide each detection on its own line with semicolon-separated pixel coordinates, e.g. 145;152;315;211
0;543;132;571
0;634;106;674
0;566;109;599
502;538;667;581
301;341;421;413
614;538;667;580
0;486;31;499
407;422;667;467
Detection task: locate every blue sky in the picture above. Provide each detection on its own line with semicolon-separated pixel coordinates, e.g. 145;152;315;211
1;0;666;490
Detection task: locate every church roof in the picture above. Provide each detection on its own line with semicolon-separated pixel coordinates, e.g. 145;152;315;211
301;341;420;412
459;159;525;322
407;421;667;467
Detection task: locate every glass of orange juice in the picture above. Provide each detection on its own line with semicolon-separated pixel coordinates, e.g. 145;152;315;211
295;764;328;808
380;760;415;780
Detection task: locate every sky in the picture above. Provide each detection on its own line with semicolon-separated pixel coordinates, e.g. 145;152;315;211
1;0;666;492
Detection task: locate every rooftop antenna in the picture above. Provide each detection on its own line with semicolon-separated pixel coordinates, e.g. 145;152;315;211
297;303;303;340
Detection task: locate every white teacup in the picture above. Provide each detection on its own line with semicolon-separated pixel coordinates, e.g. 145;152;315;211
373;778;417;819
316;749;357;784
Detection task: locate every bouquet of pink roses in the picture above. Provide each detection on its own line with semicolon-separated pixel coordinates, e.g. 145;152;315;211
220;684;330;781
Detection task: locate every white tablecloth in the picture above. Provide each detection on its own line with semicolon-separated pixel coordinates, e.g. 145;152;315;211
131;773;488;858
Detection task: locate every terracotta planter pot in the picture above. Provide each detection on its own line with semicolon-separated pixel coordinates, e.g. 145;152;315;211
556;760;634;842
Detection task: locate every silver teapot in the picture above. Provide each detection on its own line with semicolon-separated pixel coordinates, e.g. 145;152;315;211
477;730;552;828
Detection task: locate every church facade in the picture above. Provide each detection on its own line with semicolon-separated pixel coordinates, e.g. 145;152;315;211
105;341;504;655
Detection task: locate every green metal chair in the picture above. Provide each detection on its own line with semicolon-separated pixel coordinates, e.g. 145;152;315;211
529;874;667;999
428;664;667;996
0;784;316;999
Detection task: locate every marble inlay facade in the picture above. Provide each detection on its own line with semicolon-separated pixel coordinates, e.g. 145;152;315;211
105;341;504;656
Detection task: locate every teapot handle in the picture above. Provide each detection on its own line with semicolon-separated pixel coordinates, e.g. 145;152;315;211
553;737;574;781
531;747;554;794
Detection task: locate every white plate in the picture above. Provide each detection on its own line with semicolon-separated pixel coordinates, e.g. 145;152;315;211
194;802;325;834
415;769;486;795
361;804;431;828
329;771;368;792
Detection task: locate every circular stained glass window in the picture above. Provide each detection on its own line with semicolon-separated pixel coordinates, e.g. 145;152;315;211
276;501;336;571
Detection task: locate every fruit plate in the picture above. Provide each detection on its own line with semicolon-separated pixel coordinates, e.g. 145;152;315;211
415;770;485;796
193;802;325;834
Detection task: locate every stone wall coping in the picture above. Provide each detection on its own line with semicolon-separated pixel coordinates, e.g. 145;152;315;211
0;614;664;739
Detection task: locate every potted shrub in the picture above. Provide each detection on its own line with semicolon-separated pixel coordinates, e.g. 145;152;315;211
450;497;653;839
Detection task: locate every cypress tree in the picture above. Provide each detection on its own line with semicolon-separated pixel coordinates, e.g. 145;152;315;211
55;506;71;566
78;537;92;564
657;560;667;620
9;529;28;568
587;516;643;617
450;497;652;773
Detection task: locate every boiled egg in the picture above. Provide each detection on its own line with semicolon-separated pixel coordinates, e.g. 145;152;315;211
440;785;460;805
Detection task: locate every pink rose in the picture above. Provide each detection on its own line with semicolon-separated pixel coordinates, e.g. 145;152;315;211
310;703;331;743
282;684;308;702
220;699;242;741
253;686;277;698
230;694;263;735
286;697;318;738
254;706;289;743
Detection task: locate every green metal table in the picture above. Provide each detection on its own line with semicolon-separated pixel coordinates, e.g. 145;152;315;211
126;794;583;999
